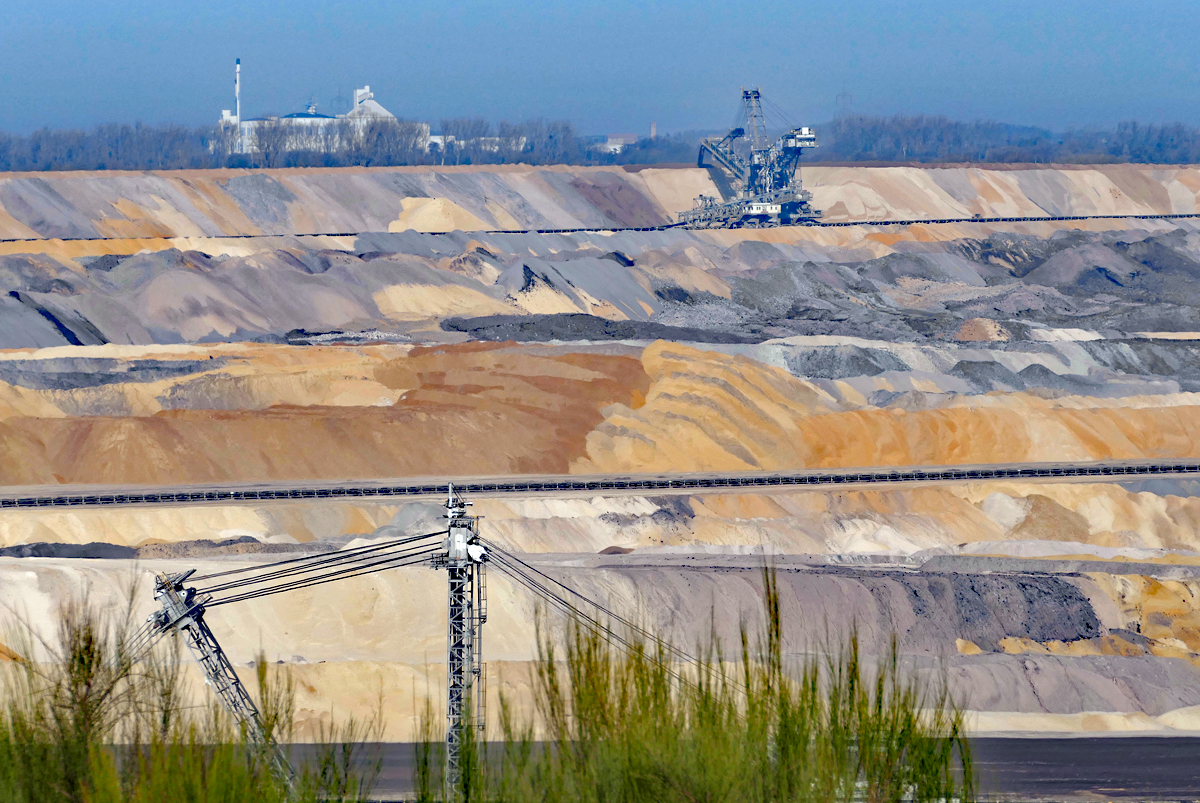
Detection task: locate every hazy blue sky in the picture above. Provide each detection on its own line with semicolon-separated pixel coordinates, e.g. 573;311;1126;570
1;0;1197;135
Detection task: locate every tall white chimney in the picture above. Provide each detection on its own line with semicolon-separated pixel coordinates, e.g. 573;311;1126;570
235;58;242;154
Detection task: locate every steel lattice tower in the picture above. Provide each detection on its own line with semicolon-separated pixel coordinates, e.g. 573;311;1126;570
438;484;488;787
741;87;768;152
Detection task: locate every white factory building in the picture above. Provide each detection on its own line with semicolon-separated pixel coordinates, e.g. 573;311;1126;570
220;63;430;153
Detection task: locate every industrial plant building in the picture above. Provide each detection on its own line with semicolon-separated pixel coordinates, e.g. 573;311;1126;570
219;61;428;154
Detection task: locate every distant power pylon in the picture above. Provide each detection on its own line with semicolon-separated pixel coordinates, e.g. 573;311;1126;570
836;87;854;119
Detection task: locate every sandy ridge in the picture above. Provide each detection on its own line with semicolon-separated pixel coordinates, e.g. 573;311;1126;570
5;164;1200;241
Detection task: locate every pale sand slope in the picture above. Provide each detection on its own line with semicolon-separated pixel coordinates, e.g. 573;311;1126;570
9;480;1200;561
803;164;1200;222
7;471;1200;738
0;502;396;548
0;484;1103;552
0;343;420;420
0;166;686;240
3;164;1200;241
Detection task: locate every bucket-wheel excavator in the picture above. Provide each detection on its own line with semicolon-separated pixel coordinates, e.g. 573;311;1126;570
678;87;820;228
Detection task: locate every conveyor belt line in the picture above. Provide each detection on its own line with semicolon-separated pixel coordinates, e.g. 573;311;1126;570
3;460;1198;509
3;212;1199;243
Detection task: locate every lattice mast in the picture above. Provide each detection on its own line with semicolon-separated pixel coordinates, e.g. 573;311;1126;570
743;87;769;190
434;483;489;786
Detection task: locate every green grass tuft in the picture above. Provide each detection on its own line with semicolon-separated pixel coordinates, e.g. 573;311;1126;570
0;590;381;803
434;566;974;803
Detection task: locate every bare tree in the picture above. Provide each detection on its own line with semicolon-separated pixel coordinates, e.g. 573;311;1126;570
207;124;241;163
496;121;530;161
440;118;491;164
253;118;291;168
346;119;427;166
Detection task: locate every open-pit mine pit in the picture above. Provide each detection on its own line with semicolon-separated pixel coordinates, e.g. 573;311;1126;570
8;162;1200;766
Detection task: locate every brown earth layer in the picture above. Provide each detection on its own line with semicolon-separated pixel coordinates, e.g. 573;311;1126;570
0;340;1196;485
0;342;648;485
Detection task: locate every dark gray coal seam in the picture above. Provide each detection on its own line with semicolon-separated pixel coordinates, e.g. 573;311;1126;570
5;212;1200;243
3;460;1200;509
7;291;84;345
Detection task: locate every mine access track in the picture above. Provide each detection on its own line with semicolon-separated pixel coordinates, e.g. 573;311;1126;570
1;459;1197;509
4;212;1200;244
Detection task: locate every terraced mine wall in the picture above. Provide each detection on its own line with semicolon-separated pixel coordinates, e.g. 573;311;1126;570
0;166;706;239
3;162;1200;241
7;162;1200;739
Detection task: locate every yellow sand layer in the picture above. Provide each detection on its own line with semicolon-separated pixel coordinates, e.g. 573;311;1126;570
575;342;1200;473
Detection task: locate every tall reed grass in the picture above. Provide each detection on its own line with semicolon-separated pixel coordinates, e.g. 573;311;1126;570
426;567;974;803
0;570;972;803
0;592;381;803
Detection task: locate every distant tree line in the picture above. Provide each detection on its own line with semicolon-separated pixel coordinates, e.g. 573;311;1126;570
3;114;1200;171
248;119;431;169
818;115;1200;164
0;124;236;171
435;118;698;166
0;118;629;171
